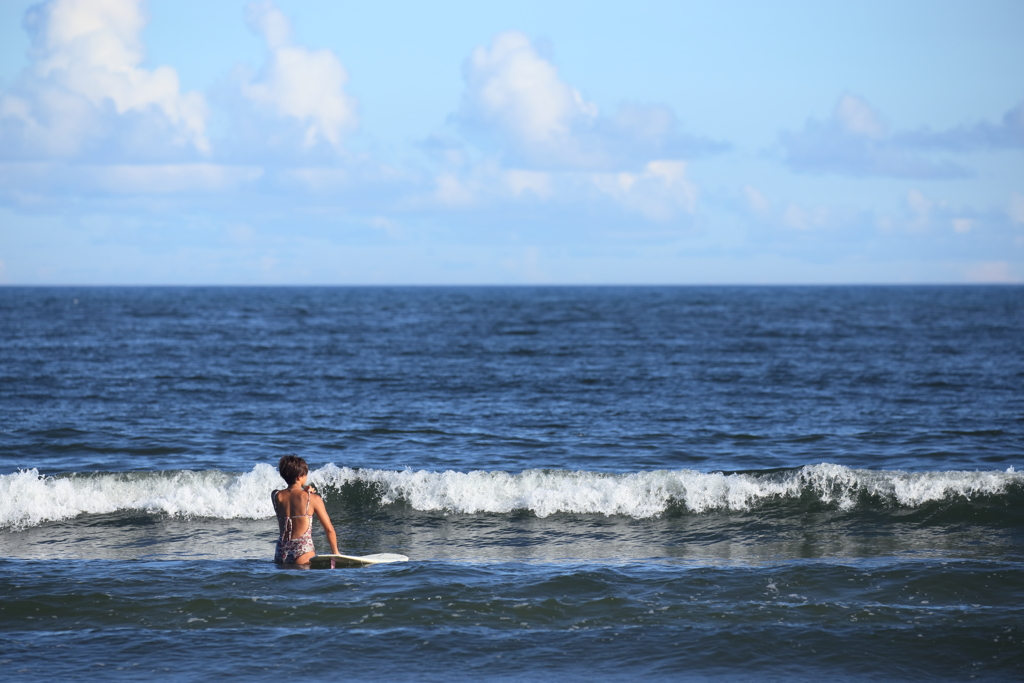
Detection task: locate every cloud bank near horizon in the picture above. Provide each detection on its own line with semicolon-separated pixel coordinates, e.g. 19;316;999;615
0;0;1021;284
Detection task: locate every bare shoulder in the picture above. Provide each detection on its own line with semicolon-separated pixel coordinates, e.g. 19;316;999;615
310;491;333;512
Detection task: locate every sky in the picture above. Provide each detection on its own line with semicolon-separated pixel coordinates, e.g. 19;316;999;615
0;0;1022;284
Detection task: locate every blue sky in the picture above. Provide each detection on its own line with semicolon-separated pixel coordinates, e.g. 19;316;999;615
1;0;1022;284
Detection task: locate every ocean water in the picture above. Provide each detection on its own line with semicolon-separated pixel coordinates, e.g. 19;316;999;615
1;285;1022;681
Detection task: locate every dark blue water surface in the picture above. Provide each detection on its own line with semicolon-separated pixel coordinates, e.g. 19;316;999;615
3;285;1021;473
1;286;1022;681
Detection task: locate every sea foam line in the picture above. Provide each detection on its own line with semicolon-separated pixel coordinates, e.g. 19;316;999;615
0;466;282;530
314;463;1021;517
0;463;1019;529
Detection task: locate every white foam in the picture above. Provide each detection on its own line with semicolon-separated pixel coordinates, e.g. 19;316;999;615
314;462;1022;518
1;463;1020;529
0;464;282;530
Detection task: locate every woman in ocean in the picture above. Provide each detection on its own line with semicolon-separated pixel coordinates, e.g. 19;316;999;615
272;454;341;565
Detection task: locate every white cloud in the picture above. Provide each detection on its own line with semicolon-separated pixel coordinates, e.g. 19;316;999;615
868;191;1020;239
463;31;596;151
592;160;696;221
895;101;1024;151
421;156;695;222
834;93;886;139
418;161;552;209
241;1;357;149
0;0;208;158
458;32;724;171
424;34;721;216
780;93;969;179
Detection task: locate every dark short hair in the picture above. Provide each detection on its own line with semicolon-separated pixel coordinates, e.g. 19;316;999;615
278;454;309;486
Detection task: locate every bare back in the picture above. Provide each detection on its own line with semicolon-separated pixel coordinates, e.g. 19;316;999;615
273;487;313;539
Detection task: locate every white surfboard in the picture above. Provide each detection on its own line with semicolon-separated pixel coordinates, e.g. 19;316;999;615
309;553;409;569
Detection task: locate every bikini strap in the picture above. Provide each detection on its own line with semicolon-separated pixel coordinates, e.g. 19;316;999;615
272;488;313;519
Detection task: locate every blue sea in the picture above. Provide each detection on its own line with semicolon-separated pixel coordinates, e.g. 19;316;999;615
1;286;1022;681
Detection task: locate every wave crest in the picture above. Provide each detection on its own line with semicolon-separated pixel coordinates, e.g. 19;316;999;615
0;465;282;530
317;463;1022;517
1;463;1020;529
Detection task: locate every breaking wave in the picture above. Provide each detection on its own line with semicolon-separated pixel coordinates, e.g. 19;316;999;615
1;463;1021;530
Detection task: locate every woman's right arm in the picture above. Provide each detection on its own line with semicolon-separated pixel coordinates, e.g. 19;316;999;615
312;495;341;555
